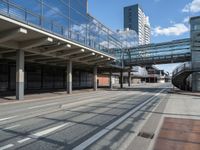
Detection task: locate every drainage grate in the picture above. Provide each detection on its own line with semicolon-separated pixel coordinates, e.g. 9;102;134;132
137;132;154;139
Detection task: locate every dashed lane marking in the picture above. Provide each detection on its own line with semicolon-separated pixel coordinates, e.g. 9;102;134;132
0;116;17;122
17;122;72;144
0;144;14;150
4;124;21;130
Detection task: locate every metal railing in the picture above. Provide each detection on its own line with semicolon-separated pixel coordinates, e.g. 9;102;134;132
0;0;118;57
172;62;191;77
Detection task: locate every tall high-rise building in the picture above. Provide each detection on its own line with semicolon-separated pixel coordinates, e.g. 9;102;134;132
124;4;151;45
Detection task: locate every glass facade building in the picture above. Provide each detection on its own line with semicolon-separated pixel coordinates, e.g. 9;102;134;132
0;0;122;56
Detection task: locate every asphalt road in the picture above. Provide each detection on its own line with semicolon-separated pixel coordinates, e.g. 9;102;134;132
0;83;170;150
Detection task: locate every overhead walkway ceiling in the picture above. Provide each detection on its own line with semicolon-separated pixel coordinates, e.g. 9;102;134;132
124;38;191;66
0;18;115;69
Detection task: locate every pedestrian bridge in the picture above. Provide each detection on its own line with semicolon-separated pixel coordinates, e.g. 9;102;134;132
124;38;191;66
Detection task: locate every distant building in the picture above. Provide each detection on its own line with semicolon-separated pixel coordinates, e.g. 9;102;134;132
124;4;151;45
146;66;170;83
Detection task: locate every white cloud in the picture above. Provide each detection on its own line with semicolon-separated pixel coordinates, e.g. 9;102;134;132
152;23;189;36
182;0;200;13
183;16;190;23
170;20;176;24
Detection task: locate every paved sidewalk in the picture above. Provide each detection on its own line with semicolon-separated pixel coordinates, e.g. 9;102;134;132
169;88;200;97
151;91;200;150
125;89;200;150
154;117;200;150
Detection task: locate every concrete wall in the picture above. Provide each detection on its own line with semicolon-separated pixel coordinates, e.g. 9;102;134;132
191;17;200;92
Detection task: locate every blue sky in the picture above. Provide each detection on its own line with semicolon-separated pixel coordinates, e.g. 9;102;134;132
88;0;200;73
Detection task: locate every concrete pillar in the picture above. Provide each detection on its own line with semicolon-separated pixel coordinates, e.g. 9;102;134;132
128;71;131;87
67;59;72;94
93;66;97;91
191;17;200;92
192;72;200;92
120;70;123;88
16;49;24;100
109;71;113;89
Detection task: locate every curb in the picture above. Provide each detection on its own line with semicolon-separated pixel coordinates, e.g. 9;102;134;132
0;90;99;106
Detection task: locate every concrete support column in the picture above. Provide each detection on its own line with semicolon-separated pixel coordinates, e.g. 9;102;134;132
109;71;113;89
67;59;72;94
191;17;200;92
128;71;131;87
93;66;97;91
16;49;24;100
120;70;123;88
192;72;200;92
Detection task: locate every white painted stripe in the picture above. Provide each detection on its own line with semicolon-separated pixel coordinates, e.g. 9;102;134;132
33;123;69;137
4;124;21;130
0;144;14;150
28;102;59;109
17;123;71;144
17;138;31;144
72;89;165;150
0;116;17;122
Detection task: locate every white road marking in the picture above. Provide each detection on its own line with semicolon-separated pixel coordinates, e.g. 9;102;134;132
0;144;14;150
28;102;59;109
4;124;21;130
72;89;165;150
17;138;31;144
33;123;69;137
17;122;72;144
0;116;17;122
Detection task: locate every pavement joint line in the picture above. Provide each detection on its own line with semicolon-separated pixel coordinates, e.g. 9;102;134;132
0;116;17;122
72;89;165;150
17;122;72;144
0;144;14;150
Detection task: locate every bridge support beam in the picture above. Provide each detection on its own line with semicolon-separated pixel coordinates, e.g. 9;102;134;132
67;60;72;94
120;70;123;88
93;66;98;91
192;73;200;92
191;17;200;92
109;70;113;89
128;71;131;87
16;49;24;100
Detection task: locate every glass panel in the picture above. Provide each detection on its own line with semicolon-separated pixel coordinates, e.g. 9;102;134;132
0;0;123;57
